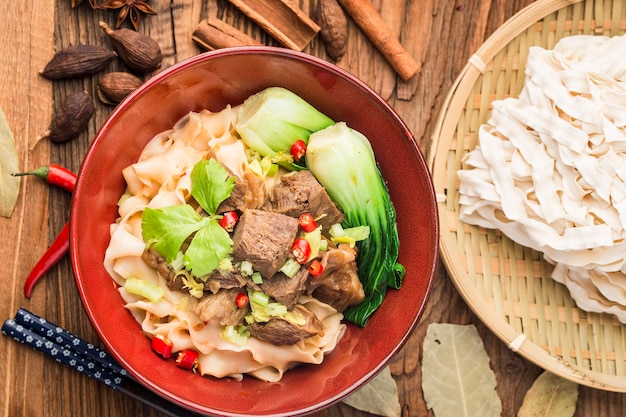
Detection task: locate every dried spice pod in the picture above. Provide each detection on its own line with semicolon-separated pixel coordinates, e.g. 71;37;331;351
317;0;348;61
99;21;162;74
97;71;142;105
40;44;116;80
37;91;95;144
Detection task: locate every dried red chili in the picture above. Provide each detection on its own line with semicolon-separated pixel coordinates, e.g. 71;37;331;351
290;139;307;162
291;238;311;264
13;164;77;192
151;334;173;358
23;222;70;298
298;213;317;232
175;349;199;370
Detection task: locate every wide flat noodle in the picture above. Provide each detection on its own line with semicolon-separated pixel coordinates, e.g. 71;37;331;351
457;33;626;322
104;106;346;381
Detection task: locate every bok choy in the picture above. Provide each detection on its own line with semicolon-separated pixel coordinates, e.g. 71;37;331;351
306;122;405;326
235;87;334;170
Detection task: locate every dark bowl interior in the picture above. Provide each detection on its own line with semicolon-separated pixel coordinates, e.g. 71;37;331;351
70;46;439;416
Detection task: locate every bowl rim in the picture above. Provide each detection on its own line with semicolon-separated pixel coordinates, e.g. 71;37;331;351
70;46;439;416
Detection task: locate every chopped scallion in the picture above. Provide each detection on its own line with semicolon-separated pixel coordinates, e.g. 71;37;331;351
279;258;301;278
251;272;263;284
124;278;166;303
221;324;249;346
240;260;253;276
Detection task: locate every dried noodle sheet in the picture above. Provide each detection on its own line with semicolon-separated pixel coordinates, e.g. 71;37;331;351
457;33;626;322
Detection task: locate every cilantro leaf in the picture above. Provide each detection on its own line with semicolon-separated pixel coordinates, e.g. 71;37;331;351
141;205;210;262
183;219;233;277
191;159;235;215
141;159;236;283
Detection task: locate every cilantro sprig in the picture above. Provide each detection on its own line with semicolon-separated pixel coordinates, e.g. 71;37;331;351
141;158;235;277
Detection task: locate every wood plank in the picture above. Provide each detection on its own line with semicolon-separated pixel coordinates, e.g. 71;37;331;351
0;1;54;416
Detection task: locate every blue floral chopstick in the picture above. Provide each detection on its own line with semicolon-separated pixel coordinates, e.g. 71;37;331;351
2;308;204;417
2;318;124;388
13;308;131;378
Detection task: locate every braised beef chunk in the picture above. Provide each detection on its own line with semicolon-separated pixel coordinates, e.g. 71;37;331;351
218;171;266;213
247;305;324;345
307;245;365;312
142;248;185;291
259;267;309;310
264;170;344;229
203;270;246;294
194;288;248;326
231;209;299;279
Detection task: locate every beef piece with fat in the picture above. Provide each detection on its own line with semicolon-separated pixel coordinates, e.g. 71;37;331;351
264;170;344;230
203;270;247;294
247;304;324;345
217;171;266;213
142;248;185;291
307;244;365;312
252;267;309;310
194;288;249;326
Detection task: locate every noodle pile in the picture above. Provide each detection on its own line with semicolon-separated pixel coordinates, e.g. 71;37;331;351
104;106;345;381
458;33;626;322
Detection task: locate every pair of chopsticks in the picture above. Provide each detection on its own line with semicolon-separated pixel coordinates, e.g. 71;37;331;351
2;308;203;417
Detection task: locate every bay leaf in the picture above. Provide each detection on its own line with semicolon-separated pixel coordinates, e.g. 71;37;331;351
517;371;578;417
342;366;401;417
0;106;20;217
421;323;502;417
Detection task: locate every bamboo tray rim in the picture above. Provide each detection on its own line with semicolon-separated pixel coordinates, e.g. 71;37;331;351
430;0;626;392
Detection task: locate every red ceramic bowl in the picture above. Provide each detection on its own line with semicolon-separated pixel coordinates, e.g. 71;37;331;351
70;47;438;416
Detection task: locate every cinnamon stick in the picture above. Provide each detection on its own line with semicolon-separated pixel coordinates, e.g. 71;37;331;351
336;0;420;80
192;17;262;51
227;0;320;51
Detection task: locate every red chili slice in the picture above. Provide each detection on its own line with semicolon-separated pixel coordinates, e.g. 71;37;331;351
308;259;324;277
291;238;311;264
151;334;173;359
290;139;307;162
298;213;317;233
219;210;239;232
175;349;199;370
235;292;249;308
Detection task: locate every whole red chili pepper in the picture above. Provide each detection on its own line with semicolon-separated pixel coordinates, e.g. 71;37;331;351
23;222;70;298
17;164;76;298
12;164;77;192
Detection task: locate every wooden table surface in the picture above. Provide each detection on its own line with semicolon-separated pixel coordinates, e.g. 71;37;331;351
2;0;626;416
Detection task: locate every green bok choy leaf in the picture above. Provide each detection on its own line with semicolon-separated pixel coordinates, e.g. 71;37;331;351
306;122;405;326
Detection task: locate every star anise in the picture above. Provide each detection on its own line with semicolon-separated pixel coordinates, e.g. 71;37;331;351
98;0;157;31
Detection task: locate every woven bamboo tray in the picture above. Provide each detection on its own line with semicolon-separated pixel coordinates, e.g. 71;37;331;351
430;0;626;392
